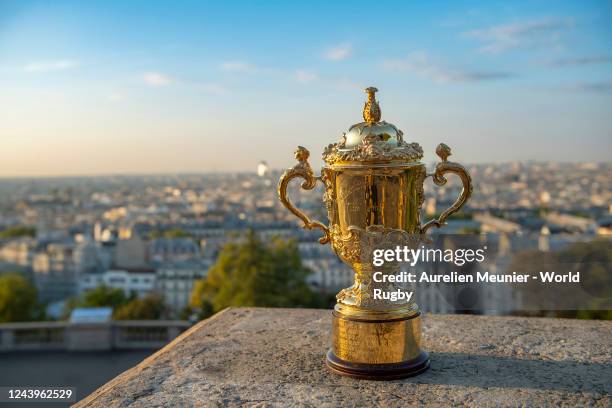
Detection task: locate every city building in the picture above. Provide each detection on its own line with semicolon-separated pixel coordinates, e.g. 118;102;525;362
115;235;147;269
79;268;156;298
299;242;353;293
149;237;200;262
155;260;211;317
32;243;77;302
0;238;36;267
0;162;608;317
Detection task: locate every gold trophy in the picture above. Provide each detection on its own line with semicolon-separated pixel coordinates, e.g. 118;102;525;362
278;87;472;379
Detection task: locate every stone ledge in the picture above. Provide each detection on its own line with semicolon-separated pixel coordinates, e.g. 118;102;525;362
75;308;612;407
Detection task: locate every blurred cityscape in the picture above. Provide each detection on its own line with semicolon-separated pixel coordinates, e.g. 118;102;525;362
0;160;609;320
1;1;610;404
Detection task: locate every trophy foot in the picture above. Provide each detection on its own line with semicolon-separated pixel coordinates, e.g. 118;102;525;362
327;304;430;379
326;350;430;380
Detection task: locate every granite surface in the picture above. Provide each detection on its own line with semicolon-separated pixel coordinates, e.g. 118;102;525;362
74;308;612;407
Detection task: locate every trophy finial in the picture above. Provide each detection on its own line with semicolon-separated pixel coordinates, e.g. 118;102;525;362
436;143;452;162
363;86;381;124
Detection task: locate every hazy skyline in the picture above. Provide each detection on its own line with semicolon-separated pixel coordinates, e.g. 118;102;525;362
1;1;611;177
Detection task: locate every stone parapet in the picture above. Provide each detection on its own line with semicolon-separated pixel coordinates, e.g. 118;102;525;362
76;308;611;407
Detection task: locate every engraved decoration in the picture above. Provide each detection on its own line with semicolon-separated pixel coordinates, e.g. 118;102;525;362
323;136;424;165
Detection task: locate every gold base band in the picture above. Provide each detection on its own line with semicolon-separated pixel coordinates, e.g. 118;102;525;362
327;305;429;379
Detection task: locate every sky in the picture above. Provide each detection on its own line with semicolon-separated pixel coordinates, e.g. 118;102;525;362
0;0;611;177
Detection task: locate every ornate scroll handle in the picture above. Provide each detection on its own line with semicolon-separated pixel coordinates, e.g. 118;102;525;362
278;146;330;244
420;143;473;234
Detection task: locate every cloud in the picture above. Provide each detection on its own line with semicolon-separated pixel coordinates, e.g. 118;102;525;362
323;43;353;61
464;18;574;54
24;59;78;72
382;52;515;83
558;80;612;93
546;55;612;67
142;71;173;87
295;70;319;83
220;61;256;73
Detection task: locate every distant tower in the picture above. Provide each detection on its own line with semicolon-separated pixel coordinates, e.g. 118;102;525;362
94;222;103;242
425;197;436;216
539;225;550;252
257;161;270;177
498;233;511;257
539;191;551;206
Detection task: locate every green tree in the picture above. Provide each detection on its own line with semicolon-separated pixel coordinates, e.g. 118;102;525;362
113;294;167;320
0;273;42;322
79;285;130;308
188;289;215;319
62;285;131;318
0;225;36;239
459;226;481;234
190;231;320;316
149;228;193;239
61;296;80;320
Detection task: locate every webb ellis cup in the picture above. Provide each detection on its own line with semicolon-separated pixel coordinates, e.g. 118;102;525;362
278;87;472;379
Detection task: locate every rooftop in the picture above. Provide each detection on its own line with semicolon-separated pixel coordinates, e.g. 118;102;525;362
70;307;113;324
76;308;611;407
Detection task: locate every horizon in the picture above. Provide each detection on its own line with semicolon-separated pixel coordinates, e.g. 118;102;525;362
0;159;608;180
1;0;611;177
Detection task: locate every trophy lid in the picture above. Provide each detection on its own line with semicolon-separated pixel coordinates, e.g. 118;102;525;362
323;87;423;166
